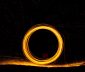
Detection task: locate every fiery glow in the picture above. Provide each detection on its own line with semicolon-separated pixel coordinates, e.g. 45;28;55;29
0;58;85;68
0;24;85;68
22;24;63;65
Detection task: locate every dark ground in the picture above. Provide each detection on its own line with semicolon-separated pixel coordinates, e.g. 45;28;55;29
0;0;85;72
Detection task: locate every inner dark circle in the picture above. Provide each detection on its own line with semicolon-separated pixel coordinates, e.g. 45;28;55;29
28;29;58;60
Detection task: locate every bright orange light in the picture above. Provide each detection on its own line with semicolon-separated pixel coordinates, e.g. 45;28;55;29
0;24;85;68
22;24;63;65
0;58;85;68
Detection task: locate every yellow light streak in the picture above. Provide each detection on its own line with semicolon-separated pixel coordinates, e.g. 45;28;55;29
0;59;85;68
22;24;63;65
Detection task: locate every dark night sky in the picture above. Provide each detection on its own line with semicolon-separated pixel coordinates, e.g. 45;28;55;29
0;0;85;71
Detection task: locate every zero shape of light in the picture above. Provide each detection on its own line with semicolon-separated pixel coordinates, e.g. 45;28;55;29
22;24;63;65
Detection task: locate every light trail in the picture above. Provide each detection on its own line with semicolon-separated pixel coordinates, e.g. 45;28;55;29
0;58;85;68
0;24;85;68
22;24;63;65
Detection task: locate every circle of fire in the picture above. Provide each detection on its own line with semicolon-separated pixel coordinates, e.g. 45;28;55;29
22;24;63;65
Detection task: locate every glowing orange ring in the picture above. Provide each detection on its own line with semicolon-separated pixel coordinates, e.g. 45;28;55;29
22;24;63;65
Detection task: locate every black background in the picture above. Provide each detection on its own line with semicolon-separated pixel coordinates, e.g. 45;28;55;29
0;0;85;72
